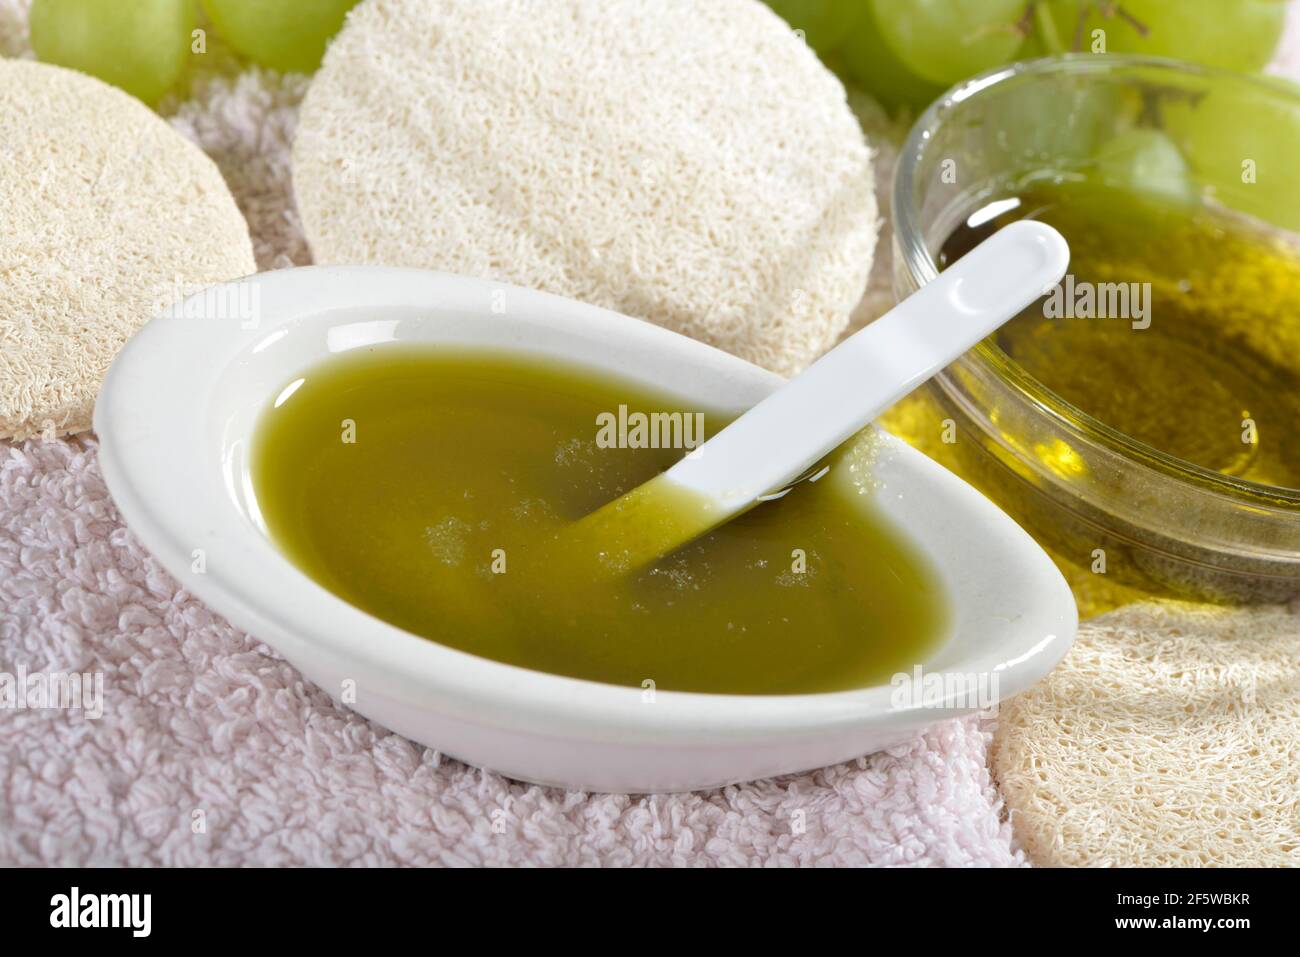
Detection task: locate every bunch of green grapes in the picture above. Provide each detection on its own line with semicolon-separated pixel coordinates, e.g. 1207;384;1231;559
766;0;1288;113
29;0;359;105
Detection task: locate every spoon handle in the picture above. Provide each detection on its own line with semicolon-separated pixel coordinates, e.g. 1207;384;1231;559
665;220;1069;510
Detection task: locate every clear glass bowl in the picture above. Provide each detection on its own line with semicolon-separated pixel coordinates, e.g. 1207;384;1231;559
892;55;1300;603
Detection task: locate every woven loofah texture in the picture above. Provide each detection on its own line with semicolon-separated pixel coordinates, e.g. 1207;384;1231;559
292;0;879;377
992;601;1299;867
0;58;256;441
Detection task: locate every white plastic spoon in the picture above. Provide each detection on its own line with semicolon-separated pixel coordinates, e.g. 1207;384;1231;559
559;220;1070;573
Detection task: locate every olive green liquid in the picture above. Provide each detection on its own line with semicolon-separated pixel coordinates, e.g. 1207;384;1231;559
251;348;947;694
940;180;1300;488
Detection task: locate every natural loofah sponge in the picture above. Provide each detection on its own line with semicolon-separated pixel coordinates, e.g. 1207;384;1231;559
0;58;256;441
292;0;879;376
992;601;1300;867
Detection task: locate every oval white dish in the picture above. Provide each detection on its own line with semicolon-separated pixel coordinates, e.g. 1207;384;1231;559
94;266;1078;793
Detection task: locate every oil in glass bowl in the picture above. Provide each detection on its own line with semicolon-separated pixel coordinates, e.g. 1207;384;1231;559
939;178;1300;491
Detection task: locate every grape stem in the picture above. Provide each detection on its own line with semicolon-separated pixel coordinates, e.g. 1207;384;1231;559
1020;1;1156;57
1015;1;1155;62
1023;1;1064;55
1092;2;1151;40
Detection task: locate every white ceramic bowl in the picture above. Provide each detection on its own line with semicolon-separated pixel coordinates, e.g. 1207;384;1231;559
94;266;1078;793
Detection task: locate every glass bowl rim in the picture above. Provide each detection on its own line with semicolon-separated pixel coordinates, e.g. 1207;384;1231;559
892;52;1300;510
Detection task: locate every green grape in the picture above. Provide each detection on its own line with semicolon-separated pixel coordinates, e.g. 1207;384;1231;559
985;79;1126;167
833;4;946;114
765;0;865;56
1076;0;1285;71
201;0;360;73
1093;128;1193;205
1163;83;1300;231
29;0;195;104
869;0;1028;86
1015;32;1048;61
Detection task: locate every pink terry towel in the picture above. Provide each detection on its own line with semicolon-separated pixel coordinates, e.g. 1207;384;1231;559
0;437;1022;867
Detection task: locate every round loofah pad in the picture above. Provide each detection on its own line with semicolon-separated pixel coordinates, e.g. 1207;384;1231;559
992;601;1300;867
293;0;878;376
0;58;256;441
